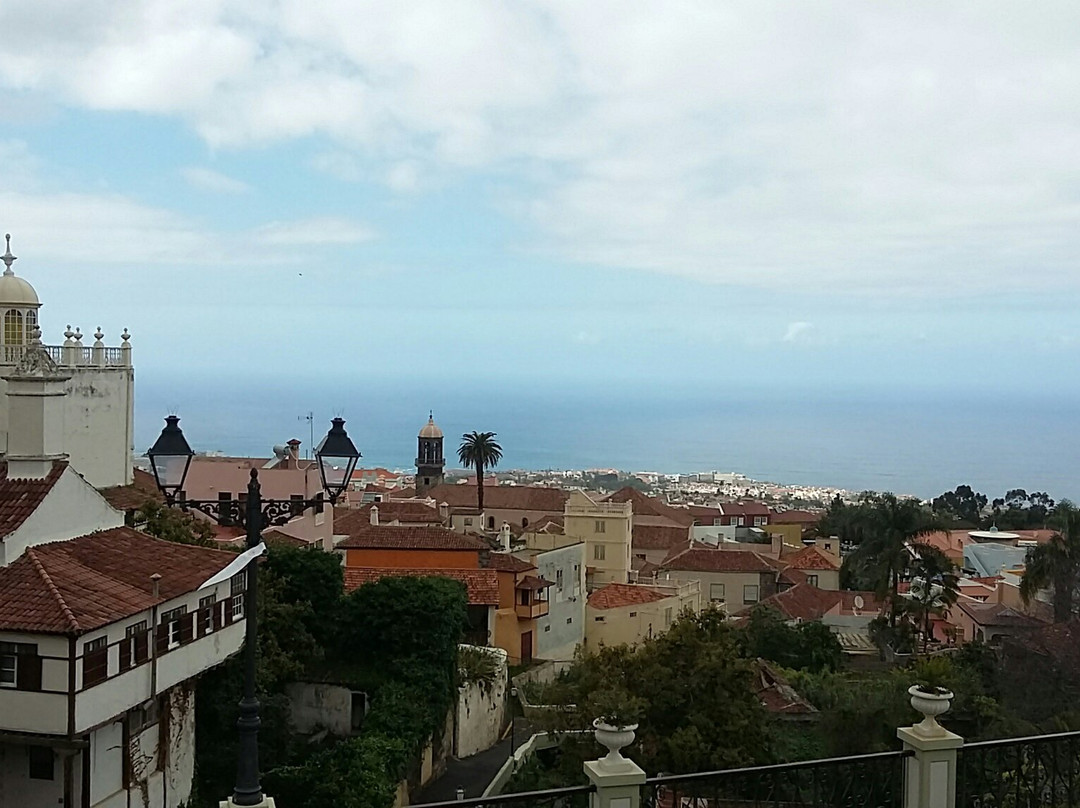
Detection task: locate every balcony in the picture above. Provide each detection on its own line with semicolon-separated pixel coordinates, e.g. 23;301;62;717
515;600;549;620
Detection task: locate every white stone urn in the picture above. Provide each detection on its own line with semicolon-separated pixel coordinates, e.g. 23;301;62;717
908;685;954;737
593;718;639;769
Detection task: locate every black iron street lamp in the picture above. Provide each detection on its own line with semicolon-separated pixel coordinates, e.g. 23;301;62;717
147;415;360;807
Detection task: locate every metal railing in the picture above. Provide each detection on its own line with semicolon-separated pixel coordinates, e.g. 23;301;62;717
411;784;595;808
958;730;1080;808
643;750;912;808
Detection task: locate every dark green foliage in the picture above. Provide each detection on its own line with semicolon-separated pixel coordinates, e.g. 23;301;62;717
932;485;987;527
135;500;217;546
535;609;771;775
1020;500;1080;622
193;554;467;808
738;606;842;673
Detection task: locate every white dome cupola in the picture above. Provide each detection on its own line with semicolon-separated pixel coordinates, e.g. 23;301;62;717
0;234;42;349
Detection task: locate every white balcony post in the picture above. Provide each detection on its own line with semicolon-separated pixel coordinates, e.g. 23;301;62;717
584;722;645;808
898;686;963;808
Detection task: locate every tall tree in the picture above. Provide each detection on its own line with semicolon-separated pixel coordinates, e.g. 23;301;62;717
848;493;939;627
457;431;503;514
907;544;959;652
1020;500;1080;623
931;485;987;527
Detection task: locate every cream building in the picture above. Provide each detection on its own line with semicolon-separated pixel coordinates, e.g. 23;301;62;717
585;580;701;648
0;236;134;489
563;490;633;588
660;548;782;612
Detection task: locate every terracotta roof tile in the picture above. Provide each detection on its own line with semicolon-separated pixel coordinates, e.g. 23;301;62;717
0;527;240;634
98;468;163;512
426;484;568;513
720;501;772;518
738;584;880;622
662;548;777;573
337;525;488;551
588;583;671;610
342;567;499;605
605;488;695;526
337;502;442;532
781;545;841;571
485;553;535;573
633;523;692;551
769;509;822;525
0;461;67;538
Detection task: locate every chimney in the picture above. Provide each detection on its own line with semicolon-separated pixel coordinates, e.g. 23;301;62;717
2;329;73;479
370;505;379;526
151;573;162;600
287;439;302;467
499;522;511;552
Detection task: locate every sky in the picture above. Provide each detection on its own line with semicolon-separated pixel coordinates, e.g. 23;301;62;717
1;2;1078;406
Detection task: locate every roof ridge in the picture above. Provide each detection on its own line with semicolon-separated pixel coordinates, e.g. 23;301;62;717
26;547;81;632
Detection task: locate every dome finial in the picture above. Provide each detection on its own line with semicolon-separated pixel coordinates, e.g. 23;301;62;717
2;234;15;276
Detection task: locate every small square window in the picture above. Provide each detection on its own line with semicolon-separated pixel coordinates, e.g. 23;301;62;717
593;544;606;561
743;585;759;605
566;617;572;625
629;611;637;617
544;625;551;632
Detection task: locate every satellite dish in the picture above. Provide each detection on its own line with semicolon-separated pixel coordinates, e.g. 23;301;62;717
854;595;865;610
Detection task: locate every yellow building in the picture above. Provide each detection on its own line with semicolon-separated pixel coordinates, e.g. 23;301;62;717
585;580;701;648
563;490;633;589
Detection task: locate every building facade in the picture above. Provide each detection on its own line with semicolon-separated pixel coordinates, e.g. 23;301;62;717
563;491;633;588
415;414;445;497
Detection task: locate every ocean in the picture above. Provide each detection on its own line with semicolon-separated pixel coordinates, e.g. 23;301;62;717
135;376;1080;502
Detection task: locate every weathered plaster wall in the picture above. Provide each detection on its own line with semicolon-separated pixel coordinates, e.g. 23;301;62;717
455;646;508;758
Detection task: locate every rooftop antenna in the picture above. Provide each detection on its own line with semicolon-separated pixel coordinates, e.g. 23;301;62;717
298;411;313;459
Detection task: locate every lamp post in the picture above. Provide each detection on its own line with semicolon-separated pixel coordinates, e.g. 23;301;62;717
147;415;360;808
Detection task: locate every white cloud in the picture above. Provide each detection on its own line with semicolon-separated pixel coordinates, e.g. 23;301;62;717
181;167;250;194
782;322;815;344
251;217;375;246
2;3;1080;294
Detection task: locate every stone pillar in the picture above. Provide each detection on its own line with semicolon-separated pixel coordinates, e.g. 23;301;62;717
584;723;645;808
121;328;132;366
898;687;963;808
92;327;105;366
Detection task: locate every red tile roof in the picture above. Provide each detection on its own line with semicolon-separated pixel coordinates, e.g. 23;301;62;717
485;553;535;573
752;660;817;715
770;509;822;525
98;468;164;512
781;545;841;571
337;502;442;531
720;501;771;517
342;567;500;605
632;523;692;551
0;527;240;634
0;461;67;538
661;548;777;573
337;525;488;551
605;488;695;526
588;583;671;610
738;584;880;622
426;484;568;513
956;600;1050;628
262;528;311;548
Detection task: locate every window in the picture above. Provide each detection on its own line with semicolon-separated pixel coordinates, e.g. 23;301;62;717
807;574;819;588
161;606;187;649
594;520;606;533
566;617;573;625
0;647;15;687
735;516;745;526
218;492;235;525
0;642;40;690
290;493;305;517
665;607;673;627
464;517;473;526
28;747;54;781
522;518;529;528
593;543;606;561
82;636;108;687
231;572;247;620
487;516;495;530
200;594;216;635
629;611;637;617
519;589;530;607
709;583;726;602
4;309;24;345
713;518;723;526
121;621;148;671
594;616;605;622
754;516;767;527
544;625;551;632
127;699;159;735
743;585;759;605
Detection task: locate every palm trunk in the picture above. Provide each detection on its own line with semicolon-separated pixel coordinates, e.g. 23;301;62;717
889;565;898;629
475;460;484;514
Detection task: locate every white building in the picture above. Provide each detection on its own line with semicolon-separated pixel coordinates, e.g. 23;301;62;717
0;251;245;808
0;235;134;489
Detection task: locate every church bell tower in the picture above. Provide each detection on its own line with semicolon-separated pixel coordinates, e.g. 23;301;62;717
415;412;445;497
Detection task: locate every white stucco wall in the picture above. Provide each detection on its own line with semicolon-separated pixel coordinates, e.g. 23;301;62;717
0;632;69;734
455;646;508;758
1;465;124;566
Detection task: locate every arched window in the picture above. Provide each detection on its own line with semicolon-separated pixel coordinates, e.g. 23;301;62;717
3;309;23;346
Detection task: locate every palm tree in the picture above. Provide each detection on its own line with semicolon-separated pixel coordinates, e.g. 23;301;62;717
908;544;959;653
849;493;940;628
457;431;503;515
1020;500;1080;623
